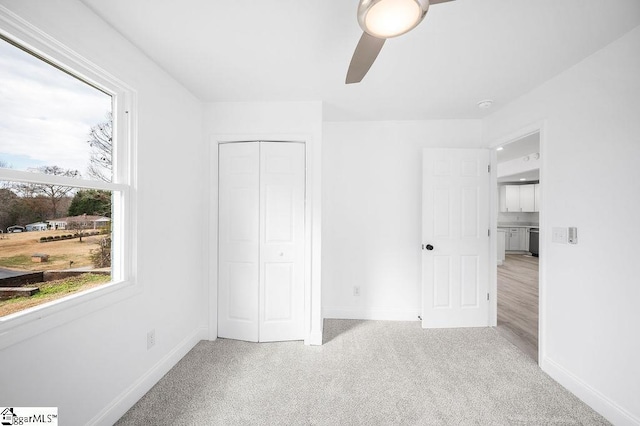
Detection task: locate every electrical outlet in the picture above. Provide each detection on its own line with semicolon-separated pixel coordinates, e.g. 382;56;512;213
147;329;155;349
353;286;360;296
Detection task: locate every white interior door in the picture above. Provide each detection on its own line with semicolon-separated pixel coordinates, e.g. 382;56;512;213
422;148;490;328
218;142;305;342
259;142;305;342
218;142;260;342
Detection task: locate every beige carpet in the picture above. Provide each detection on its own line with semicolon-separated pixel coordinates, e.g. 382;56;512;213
116;320;608;425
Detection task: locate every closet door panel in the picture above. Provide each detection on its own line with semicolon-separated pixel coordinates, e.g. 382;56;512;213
218;142;260;342
259;142;306;342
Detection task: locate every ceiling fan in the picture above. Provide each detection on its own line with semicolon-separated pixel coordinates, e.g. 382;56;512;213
346;0;455;84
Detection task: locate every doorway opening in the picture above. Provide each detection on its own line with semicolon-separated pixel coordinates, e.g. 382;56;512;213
495;132;540;362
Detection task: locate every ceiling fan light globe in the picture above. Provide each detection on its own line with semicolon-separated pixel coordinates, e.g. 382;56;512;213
358;0;429;38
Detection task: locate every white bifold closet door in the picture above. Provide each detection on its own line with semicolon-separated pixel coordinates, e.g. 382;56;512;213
218;141;305;342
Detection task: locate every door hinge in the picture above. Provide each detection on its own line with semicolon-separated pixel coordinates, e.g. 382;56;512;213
488;229;490;237
488;164;491;173
487;293;490;301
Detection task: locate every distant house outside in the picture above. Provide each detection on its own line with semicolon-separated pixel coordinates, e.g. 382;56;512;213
47;215;111;230
25;222;48;231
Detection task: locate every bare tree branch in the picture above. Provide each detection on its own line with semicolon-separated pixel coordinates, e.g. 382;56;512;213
87;112;112;182
13;166;79;218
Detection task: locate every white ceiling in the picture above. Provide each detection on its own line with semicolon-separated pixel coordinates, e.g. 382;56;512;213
80;0;640;121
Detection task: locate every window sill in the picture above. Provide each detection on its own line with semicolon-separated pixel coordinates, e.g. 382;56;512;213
0;278;141;351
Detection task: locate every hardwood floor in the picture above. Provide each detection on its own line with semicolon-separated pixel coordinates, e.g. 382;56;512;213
497;254;539;361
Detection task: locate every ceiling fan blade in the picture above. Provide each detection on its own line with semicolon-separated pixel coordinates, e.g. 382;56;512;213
429;0;455;4
346;32;386;84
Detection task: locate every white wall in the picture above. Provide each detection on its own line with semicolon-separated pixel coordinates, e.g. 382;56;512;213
204;101;322;136
484;25;640;425
497;154;540;178
203;101;324;344
498;211;539;225
0;1;205;425
322;120;483;320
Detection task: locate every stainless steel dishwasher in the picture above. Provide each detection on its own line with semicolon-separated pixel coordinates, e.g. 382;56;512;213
529;228;539;257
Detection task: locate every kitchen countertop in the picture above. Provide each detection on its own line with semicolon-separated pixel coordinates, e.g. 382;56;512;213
498;224;539;228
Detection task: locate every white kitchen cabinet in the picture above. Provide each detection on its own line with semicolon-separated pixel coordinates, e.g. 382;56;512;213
499;184;539;213
519;184;535;212
503;227;529;252
505;186;520;212
507;228;520;251
499;185;519;212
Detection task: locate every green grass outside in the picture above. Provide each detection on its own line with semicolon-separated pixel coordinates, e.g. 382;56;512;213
24;273;110;301
0;254;78;270
0;255;32;269
0;273;112;316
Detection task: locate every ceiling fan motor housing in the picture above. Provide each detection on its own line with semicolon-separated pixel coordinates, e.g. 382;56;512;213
357;0;430;39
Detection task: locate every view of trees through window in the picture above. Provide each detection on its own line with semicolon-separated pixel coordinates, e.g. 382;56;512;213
0;36;116;318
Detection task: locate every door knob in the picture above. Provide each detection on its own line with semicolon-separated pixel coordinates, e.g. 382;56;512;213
425;244;434;251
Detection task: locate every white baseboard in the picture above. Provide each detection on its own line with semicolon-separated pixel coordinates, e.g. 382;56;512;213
541;356;640;426
88;326;208;426
323;307;421;322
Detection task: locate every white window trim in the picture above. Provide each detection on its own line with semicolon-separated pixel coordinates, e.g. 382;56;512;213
0;6;138;350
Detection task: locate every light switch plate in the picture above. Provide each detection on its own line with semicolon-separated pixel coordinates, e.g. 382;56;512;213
552;227;567;244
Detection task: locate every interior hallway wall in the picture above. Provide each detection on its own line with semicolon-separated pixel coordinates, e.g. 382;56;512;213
483;25;640;426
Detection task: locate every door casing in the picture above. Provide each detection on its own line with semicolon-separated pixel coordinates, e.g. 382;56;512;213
488;122;546;364
207;135;320;345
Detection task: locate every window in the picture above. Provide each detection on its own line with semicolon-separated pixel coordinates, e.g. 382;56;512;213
0;22;135;330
